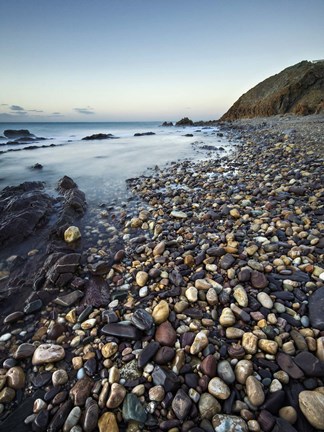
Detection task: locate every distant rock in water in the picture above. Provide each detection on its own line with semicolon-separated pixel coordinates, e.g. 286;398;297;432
161;121;173;126
4;129;35;139
31;163;43;170
184;134;194;137
176;117;194;126
220;60;324;120
82;133;117;140
3;129;46;144
134;132;156;136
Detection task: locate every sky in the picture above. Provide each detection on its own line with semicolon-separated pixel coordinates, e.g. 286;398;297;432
0;0;324;122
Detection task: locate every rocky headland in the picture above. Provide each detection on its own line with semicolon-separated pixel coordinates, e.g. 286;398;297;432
0;115;323;432
221;60;324;121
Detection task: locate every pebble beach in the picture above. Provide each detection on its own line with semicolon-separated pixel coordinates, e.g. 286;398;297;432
0;114;323;432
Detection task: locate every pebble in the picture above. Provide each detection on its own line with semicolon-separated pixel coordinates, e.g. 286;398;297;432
106;383;126;408
63;406;82;432
257;292;273;309
172;389;192;420
242;332;258;354
212;414;248;431
52;369;68;386
208;377;230;400
101;342;118;358
98;412;119;432
135;271;148;287
6;366;25;389
152;300;169;324
190;331;209;355
219;308;236;327
185;286;198;302
64;226;81;243
299;390;324;429
155;321;177;346
233;285;248;307
32;344;65;365
246;375;265;407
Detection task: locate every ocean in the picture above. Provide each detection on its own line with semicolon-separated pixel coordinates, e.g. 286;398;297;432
0;121;229;207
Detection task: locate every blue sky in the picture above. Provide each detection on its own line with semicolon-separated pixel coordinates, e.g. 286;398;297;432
1;0;324;121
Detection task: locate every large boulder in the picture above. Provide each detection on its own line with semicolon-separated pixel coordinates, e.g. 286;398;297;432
0;181;53;248
175;117;194;126
221;60;324;120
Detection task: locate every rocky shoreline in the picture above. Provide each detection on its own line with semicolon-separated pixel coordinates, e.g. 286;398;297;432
0;115;323;432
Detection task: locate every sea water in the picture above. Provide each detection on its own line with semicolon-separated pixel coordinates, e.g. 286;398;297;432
0;121;229;206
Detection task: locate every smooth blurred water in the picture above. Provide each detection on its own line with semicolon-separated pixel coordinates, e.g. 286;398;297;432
0;122;228;205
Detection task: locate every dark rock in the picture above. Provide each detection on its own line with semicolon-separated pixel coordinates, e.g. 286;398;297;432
154;346;176;364
152;366;181;392
53;289;83;307
31;372;52;388
131;308;154;331
47;399;73;432
200;354;217;377
161;122;173;127
138;341;160;368
309;286;324;330
82;276;110;307
251;271;268;289
101;309;118;324
184;133;194;137
257;410;276;432
175;117;194;126
83;398;99;432
0;181;53;248
272;418;298;432
13;343;36;359
122;393;147;423
4;129;35;139
24;299;43;314
155;321;177;346
101;322;142;339
219;253;235;270
276;352;304;379
0;389;44;432
32;409;49;431
134;132;156;136
32;163;43;170
294;351;324;376
47;322;66;340
261;390;286;414
171;389;192;420
82;133;116;140
220;60;324;120
3;311;24;324
78;306;93;323
69;377;94;406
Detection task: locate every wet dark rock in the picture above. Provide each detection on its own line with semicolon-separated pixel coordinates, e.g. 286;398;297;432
131;308;154;331
82;133;116;140
53;289;83;307
101;322;142;339
0;389;44;432
0;181;53;248
31;163;43;170
154;346;176;364
69;377;94;406
276;352;304;379
200;355;217;377
172;389;192;420
176;117;194;126
83;398;99;432
272;418;298;432
122;393;147;423
308;286;324;330
13;343;36;359
261;390;286;414
3;311;24;324
47;399;73;432
155;321;177;346
294;351;324;376
138;341;160;368
31;372;52;388
82;276;110;307
152;366;181;392
251;271;268;289
32;409;49;431
134;132;156;136
4;129;35;139
24;299;43;314
219;253;235;270
161;121;173;127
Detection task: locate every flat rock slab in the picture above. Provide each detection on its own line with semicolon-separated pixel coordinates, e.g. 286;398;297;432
101;322;142;339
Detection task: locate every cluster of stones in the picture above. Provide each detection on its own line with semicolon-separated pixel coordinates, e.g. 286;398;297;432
0;119;323;431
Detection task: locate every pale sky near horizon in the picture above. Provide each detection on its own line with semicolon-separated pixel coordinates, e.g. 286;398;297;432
1;0;324;122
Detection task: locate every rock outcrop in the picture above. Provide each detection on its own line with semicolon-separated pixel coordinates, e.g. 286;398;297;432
221;60;324;120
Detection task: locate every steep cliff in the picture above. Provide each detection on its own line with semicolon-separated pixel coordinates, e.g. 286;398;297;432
220;60;324;121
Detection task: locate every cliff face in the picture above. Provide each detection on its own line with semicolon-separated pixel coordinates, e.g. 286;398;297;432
220;60;324;121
